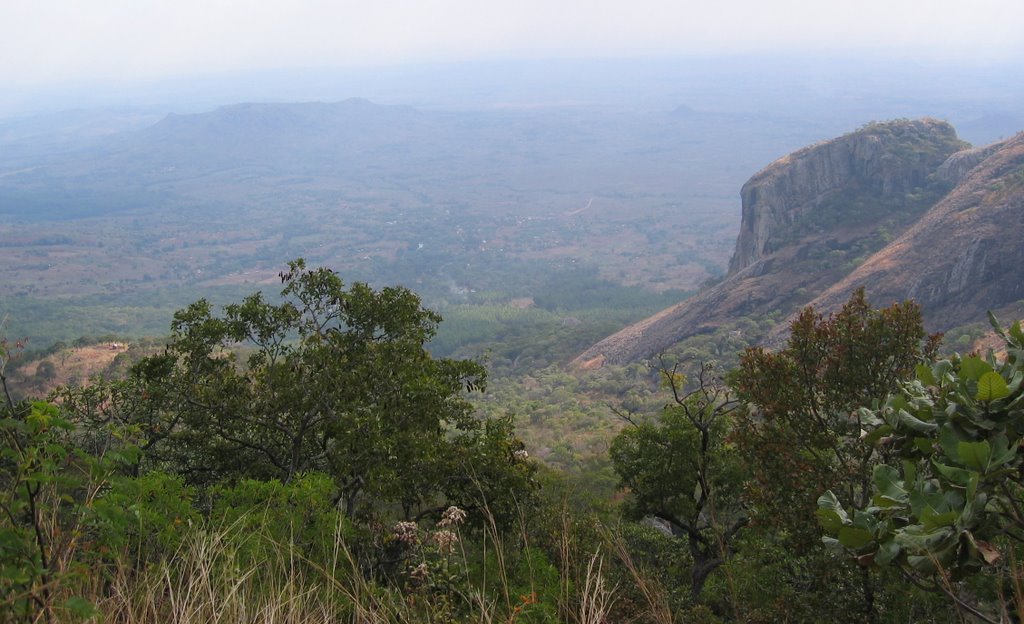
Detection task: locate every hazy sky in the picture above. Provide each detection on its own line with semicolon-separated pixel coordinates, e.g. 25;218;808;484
2;0;1023;87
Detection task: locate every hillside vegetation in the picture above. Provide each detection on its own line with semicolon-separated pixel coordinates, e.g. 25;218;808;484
6;119;1024;623
6;268;1024;622
576;120;1024;366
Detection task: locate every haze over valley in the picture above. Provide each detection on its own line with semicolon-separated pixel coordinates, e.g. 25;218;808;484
3;57;1023;355
5;2;1024;621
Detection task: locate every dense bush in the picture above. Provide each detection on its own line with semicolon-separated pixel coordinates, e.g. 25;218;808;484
7;273;1017;622
820;314;1024;622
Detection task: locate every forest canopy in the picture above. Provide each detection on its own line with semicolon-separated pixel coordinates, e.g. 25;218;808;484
3;272;1024;623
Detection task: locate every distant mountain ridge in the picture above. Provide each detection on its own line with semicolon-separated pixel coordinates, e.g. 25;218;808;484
141;99;421;143
575;119;1024;367
0;97;771;221
125;98;430;170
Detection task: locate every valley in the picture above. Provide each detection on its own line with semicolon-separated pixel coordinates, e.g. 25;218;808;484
4;56;1024;623
1;101;784;349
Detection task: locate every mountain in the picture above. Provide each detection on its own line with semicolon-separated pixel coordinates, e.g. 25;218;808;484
4;98;834;347
787;131;1024;335
0;98;791;223
727;119;965;273
574;119;1024;367
126;99;429;170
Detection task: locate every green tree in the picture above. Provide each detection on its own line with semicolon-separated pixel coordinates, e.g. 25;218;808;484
77;259;533;521
610;359;746;604
33;361;56;383
820;314;1024;623
2;336;134;622
731;288;939;539
729;288;941;621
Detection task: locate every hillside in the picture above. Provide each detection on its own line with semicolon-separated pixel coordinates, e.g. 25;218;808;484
788;130;1024;336
2;99;830;348
6;341;132;399
575;118;993;366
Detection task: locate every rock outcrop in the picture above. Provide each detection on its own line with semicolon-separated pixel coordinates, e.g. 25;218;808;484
783;132;1024;337
729;119;962;274
574;119;981;367
935;142;1003;185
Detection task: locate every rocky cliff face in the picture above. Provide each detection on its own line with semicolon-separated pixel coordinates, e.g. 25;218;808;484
574;119;981;368
786;132;1024;337
729;119;963;274
935;142;1003;185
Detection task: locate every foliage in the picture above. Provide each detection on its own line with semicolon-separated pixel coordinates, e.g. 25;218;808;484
474;360;660;480
33;361;56;382
209;473;355;577
713;533;953;623
431;266;692;373
610;359;747;603
731;288;940;538
1;299;583;623
99;259;535;522
16;227;1021;624
819;314;1024;622
0;395;137;622
88;471;198;565
729;288;942;621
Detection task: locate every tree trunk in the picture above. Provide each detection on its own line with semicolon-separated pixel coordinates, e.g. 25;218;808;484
861;566;877;623
691;554;724;602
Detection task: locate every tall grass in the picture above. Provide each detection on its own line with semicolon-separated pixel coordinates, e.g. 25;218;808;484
605;530;672;624
578;553;615;624
95;521;353;623
77;505;622;624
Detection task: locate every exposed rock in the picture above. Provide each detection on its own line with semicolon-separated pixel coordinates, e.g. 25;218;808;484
574;119;976;367
782;132;1024;338
729;119;963;274
936;141;1005;185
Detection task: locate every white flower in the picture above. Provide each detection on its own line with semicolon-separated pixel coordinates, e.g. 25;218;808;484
393;521;420;545
437;505;468;528
513;449;529;461
432;529;459;553
410;561;430;582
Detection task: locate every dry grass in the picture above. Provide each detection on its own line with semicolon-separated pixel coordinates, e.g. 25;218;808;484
95;522;353;624
605;530;672;624
578;553;616;624
76;504;620;624
10;343;128;397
